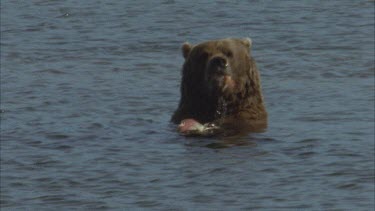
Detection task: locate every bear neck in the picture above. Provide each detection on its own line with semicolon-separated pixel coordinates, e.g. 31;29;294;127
190;87;265;123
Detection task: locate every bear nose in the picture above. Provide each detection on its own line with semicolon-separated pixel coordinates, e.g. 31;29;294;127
210;56;228;68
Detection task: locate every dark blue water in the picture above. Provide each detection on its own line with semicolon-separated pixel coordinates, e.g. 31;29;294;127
1;0;374;210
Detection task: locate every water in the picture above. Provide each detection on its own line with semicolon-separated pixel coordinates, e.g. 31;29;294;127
1;0;374;210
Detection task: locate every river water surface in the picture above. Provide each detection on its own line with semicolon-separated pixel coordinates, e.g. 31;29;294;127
1;0;374;210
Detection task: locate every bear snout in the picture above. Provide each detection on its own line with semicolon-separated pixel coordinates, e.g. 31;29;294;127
210;56;227;68
207;56;230;75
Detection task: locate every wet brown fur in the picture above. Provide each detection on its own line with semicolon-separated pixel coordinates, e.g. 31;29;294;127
172;38;267;132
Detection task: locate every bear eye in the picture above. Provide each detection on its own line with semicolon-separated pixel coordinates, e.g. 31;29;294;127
224;50;233;58
200;51;209;59
197;52;209;64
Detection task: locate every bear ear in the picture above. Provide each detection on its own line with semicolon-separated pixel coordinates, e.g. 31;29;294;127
182;42;192;59
241;37;252;48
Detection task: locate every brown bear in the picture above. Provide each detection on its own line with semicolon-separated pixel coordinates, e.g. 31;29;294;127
172;38;267;134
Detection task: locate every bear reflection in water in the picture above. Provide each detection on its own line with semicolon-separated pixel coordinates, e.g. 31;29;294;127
172;38;267;136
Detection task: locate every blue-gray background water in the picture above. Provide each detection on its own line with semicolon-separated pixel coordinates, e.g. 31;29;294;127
1;0;374;210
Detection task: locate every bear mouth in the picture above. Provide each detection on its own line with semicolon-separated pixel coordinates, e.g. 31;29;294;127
222;75;235;92
205;55;236;95
208;73;236;96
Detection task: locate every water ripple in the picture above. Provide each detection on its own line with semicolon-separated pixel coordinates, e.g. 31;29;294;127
1;0;374;210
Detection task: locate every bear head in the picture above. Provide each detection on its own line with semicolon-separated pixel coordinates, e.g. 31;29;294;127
172;38;266;125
